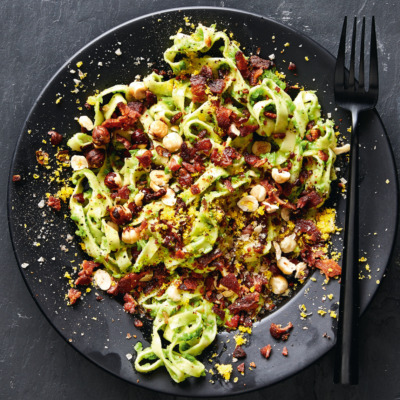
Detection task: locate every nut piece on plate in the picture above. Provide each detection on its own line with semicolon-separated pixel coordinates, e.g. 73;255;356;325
129;81;147;100
163;132;183;152
78;115;94;131
109;205;132;225
149;120;168;139
161;188;177;206
150;170;171;187
271;168;290;184
250;184;267;202
237;195;259;212
48;130;63;146
277;257;297;275
93;269;112;291
333;143;351;155
280;233;297;253
121;226;141;244
71;155;89;171
85;148;105;168
104;172;122;189
92;126;111;146
270;275;288;295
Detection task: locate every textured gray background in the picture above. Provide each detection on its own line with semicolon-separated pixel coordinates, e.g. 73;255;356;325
1;1;399;399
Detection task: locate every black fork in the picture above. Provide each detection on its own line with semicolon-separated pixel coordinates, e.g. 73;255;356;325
333;16;379;385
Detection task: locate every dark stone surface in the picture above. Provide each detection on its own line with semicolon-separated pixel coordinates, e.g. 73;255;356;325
1;1;399;399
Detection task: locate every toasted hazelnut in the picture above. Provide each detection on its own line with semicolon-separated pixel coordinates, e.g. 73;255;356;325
262;201;279;213
237;195;259;212
109;205;132;225
277;256;296;275
92;126;111;146
333;144;351;155
134;191;145;206
149;170;171;187
71;155;89;171
281;208;291;222
162;132;183;152
93;269;112;291
270;275;288;295
271;168;290;184
280;233;297;253
161;188;176;207
104;172;122;189
85;148;105;168
250;184;267;202
149;120;168;139
48;130;63;146
121;226;141;244
228;124;241;136
78;115;94;131
273;241;282;261
129;81;147;100
295;262;307;280
252;141;271;156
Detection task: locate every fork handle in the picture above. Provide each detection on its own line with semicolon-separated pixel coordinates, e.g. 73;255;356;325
334;110;360;385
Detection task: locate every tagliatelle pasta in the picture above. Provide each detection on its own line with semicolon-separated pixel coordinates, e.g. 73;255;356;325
66;24;345;382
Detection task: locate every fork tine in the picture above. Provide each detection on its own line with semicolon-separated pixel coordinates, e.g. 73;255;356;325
369;16;379;95
348;17;357;89
335;17;347;90
358;17;366;89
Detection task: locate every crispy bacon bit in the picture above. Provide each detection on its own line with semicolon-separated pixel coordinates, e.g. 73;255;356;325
208;79;226;94
249;55;274;70
81;260;100;275
318;150;329;162
264;111;277;119
102;102;140;130
235;51;250;79
178;167;193;188
182;161;195;173
123;293;137;314
116;185;130;199
249;68;263;86
179;278;199;291
295;219;321;243
190;74;207;103
131;129;149;147
116;134;131;150
145;90;157;107
239;124;259;137
197;248;223;269
270;322;293;341
211;146;241;167
244;152;267;168
194;138;212;153
190;184;200;195
47;196;61;211
297;191;323;209
282;347;288;356
237;362;245;373
233;346;247;359
220;273;240;294
68;288;81;305
212;305;225;320
134;318;144;328
36;150;49;165
260;344;272;359
74;274;91;286
181;142;196;162
228;293;260;315
226;314;240;329
128;101;145;115
216;106;233;129
170;112;183;125
141;187;167;204
48;130;63;146
155;145;171;158
306;128;321;142
288;62;297;71
169;157;181;172
200;65;213;79
223;178;234;192
136;150;152;168
108;272;146;296
315;259;342;279
12;175;21;182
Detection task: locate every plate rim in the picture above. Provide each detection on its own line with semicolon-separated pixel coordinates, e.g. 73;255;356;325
7;5;399;397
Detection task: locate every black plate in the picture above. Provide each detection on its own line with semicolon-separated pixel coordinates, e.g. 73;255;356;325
7;7;398;397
